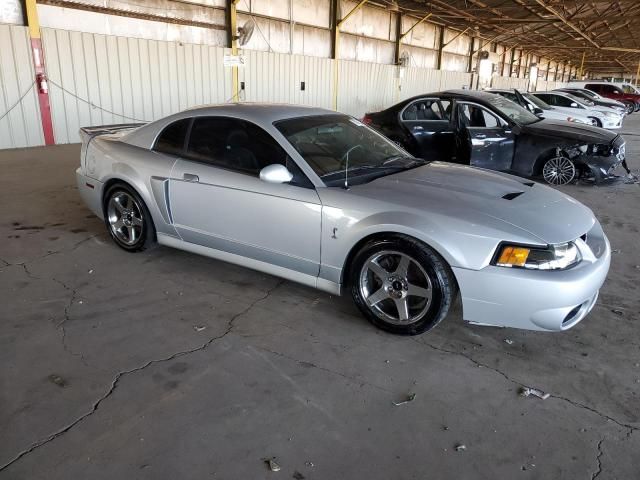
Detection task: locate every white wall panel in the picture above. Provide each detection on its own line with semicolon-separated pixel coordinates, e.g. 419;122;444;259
239;49;333;109
41;27;231;143
399;67;444;99
0;25;44;149
337;60;396;117
400;45;437;69
490;75;528;91
401;17;438;49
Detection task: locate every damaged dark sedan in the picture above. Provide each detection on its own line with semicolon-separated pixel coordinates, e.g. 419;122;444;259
363;90;628;185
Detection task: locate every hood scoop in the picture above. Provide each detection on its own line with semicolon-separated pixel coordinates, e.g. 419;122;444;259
502;191;525;200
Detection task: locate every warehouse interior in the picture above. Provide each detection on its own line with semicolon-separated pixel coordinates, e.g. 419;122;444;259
1;0;640;478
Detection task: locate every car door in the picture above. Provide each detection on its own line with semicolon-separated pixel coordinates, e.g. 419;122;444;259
454;101;515;171
168;116;322;277
399;98;455;161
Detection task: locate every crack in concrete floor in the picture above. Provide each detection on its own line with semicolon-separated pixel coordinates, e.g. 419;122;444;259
0;278;285;472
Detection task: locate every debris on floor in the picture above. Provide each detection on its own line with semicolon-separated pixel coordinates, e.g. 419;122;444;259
612;249;622;254
519;387;550;400
455;444;466;452
88;269;93;274
392;392;416;406
611;309;624;316
304;461;314;468
504;339;514;345
193;325;207;332
48;374;67;387
292;471;305;480
264;458;281;472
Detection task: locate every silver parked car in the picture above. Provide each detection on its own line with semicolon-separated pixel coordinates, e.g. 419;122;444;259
76;104;611;335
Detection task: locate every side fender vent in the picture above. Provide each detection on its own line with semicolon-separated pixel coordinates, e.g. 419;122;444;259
502;192;524;200
521;182;535;187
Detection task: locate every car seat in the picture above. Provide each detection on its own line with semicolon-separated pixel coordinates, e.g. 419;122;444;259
223;129;260;172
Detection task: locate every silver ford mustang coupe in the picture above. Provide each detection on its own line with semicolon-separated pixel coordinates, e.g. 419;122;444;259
76;104;610;335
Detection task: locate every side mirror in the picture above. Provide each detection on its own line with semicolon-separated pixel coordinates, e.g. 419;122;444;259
259;164;293;184
570;102;578;107
533;107;544;115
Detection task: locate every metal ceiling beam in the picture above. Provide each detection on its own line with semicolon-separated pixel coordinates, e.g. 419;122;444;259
532;0;600;48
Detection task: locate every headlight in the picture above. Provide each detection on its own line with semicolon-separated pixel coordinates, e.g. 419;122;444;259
603;111;617;118
494;242;581;270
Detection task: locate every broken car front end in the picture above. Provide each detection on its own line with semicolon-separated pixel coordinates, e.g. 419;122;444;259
567;135;628;183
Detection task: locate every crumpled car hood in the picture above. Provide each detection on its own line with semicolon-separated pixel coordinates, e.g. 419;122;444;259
523;119;617;144
353;162;596;244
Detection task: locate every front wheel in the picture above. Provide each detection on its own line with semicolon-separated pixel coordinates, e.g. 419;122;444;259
589;117;602;127
542;155;576;185
104;183;155;252
350;236;456;335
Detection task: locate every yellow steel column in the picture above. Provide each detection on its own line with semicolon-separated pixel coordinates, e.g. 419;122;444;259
229;0;240;102
635;59;640;86
579;51;585;78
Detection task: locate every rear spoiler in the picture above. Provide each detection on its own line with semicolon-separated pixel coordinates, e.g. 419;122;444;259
79;123;146;144
78;123;146;171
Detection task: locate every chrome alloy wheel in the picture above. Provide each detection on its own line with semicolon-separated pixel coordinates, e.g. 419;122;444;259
358;250;432;325
107;191;144;245
543;156;576;185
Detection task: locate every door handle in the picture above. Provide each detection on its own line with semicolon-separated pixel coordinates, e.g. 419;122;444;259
413;126;424;131
475;133;487;139
183;173;199;182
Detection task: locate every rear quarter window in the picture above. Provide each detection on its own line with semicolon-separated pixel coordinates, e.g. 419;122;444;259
154;119;191;156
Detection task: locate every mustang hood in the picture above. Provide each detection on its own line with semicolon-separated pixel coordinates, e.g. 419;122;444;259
356;162;595;244
522;119;617;144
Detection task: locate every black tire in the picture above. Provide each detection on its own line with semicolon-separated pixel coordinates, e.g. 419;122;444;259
103;182;156;252
622;101;635;114
589;117;602;128
349;235;456;335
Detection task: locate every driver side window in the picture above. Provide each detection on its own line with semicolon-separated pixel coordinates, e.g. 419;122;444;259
185;117;312;188
458;104;501;128
554;96;575;107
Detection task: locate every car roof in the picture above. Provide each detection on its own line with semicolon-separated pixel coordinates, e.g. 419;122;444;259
123;103;340;149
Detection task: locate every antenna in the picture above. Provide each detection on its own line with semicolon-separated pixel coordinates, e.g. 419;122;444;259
343;150;350;189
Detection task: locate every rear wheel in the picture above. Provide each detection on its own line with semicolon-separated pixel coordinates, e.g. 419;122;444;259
542;155;576;185
104;183;155;252
350;236;455;335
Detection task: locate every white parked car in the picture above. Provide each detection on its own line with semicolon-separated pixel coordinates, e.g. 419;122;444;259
488;89;593;125
532;91;623;129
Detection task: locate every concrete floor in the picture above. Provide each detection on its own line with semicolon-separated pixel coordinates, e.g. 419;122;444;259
1;120;639;480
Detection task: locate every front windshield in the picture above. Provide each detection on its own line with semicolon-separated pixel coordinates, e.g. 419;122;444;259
524;93;551;109
275;114;425;187
484;94;541;125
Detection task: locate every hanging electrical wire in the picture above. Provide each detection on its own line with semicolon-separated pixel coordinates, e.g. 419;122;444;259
48;79;151;123
0;81;37;123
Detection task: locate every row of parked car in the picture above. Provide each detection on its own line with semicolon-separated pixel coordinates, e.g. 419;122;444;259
362;82;633;186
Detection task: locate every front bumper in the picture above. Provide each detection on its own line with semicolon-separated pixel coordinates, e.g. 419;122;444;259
453;224;610;332
601;116;623;129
